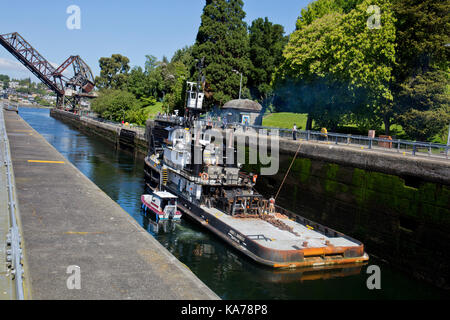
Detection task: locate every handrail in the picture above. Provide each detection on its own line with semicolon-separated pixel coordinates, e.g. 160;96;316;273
154;115;448;160
0;106;25;300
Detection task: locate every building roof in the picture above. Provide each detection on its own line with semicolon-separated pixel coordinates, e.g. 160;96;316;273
222;99;262;112
154;191;178;199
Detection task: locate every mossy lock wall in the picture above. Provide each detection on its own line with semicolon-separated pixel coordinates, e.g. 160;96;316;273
249;154;450;289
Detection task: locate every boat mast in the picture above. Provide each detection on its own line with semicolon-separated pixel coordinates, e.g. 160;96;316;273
185;57;205;126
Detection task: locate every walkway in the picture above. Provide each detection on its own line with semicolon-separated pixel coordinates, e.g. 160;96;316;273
2;109;219;300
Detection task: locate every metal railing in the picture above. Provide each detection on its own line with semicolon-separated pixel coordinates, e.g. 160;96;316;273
0;107;25;300
79;112;147;135
254;126;450;160
54;109;147;136
154;115;449;160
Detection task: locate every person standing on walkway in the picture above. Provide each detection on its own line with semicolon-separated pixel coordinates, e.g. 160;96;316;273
321;127;328;142
293;123;298;141
269;196;275;214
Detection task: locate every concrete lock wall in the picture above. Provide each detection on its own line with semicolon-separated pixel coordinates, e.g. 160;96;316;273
52;109;450;289
244;151;450;289
50;109;148;154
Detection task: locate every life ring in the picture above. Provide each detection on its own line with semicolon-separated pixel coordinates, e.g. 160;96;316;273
201;172;209;181
252;175;258;183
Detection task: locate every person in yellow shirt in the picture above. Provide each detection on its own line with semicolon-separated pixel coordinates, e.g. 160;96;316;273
320;127;328;141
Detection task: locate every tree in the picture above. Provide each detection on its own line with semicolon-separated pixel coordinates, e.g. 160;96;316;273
248;17;288;105
95;54;130;90
0;74;10;89
397;70;449;141
163;61;190;113
143;55;165;100
392;0;449;81
274;0;396;131
192;0;251;107
91;89;140;122
295;0;364;30
144;55;159;74
392;0;450;141
171;46;195;70
128;54;164;102
127;66;148;100
18;78;31;86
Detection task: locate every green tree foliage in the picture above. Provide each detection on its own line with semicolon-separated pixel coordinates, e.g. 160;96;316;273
392;0;450;141
163;61;190;113
393;0;449;80
397;70;449;141
192;0;251;107
127;66;149;100
34;96;52;107
274;0;396;131
95;54;130;90
126;107;150;126
91;89;140;122
126;55;165;104
171;46;195;69
18;78;31;86
164;46;195;113
248;17;288;104
296;0;364;29
92;51;189;124
0;74;10;89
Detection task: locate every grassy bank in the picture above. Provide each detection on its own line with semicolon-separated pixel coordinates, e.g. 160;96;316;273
262;112;447;144
262;112;309;129
144;102;164;119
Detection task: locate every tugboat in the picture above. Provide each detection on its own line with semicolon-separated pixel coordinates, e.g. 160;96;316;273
144;64;369;269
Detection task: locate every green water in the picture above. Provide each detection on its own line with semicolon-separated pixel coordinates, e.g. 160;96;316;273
19;107;450;300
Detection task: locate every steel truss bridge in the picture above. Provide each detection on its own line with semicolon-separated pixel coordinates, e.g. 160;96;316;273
0;32;96;110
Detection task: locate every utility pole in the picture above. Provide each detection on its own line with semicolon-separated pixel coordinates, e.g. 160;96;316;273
238;72;242;100
233;69;242;99
447;123;450;146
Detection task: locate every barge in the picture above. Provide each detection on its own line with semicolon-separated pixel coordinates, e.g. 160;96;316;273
143;79;369;269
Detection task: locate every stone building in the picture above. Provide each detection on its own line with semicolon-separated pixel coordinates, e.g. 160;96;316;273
221;99;263;126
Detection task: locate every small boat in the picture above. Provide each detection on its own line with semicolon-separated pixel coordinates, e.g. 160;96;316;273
141;191;182;222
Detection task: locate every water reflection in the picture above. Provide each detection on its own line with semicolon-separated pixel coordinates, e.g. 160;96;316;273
141;209;178;234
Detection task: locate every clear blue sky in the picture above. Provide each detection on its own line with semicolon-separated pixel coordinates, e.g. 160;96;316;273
0;0;311;81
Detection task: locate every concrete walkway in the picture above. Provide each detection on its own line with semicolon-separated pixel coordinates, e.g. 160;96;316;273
3;110;219;300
